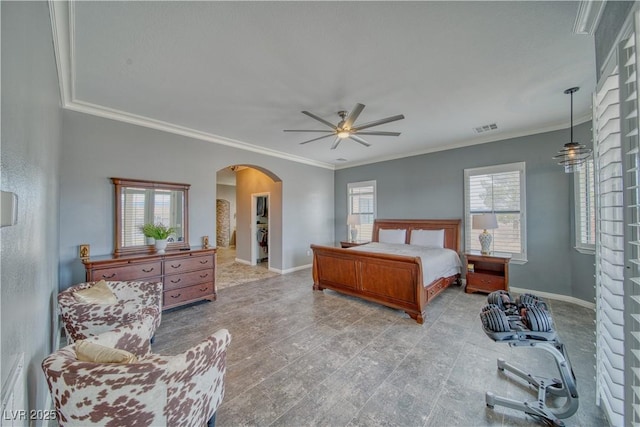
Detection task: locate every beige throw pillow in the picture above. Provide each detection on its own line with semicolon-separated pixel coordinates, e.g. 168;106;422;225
75;340;138;364
73;280;118;304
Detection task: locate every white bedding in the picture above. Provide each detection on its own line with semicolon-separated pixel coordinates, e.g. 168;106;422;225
347;242;462;286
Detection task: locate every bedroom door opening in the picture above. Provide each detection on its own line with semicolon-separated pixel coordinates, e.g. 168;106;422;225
251;193;269;267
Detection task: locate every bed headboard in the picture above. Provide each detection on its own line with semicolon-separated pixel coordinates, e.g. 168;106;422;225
372;219;461;252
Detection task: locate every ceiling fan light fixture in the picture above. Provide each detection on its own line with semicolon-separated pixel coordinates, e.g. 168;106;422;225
553;87;592;173
285;103;404;149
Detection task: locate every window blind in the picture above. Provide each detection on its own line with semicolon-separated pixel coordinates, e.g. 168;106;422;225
464;162;526;261
347;181;376;241
594;62;625;426
121;188;147;246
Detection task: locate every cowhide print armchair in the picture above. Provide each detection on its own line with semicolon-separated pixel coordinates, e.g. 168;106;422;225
58;280;163;343
42;319;232;427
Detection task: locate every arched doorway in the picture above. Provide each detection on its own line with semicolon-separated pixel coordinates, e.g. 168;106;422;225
215;164;282;273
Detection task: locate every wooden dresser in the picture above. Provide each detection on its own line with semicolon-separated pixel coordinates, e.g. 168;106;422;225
83;247;217;311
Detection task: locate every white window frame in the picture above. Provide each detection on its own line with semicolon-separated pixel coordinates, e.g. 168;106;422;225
574;157;596;254
464;162;527;263
347;180;376;242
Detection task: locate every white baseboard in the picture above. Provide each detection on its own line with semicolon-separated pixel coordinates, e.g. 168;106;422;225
509;286;595;310
272;264;312;274
234;258;251;266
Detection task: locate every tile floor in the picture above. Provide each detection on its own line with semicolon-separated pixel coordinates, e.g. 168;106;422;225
153;269;607;427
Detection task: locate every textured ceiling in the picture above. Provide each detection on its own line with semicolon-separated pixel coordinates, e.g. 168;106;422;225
69;1;595;169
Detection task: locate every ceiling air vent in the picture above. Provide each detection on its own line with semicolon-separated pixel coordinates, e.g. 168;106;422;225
474;123;498;134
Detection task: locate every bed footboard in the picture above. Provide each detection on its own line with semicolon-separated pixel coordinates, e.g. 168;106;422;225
311;244;433;323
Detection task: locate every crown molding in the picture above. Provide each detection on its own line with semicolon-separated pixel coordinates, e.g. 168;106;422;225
47;1;334;171
66;99;334;169
335;114;592;170
573;0;606;35
49;0;71;105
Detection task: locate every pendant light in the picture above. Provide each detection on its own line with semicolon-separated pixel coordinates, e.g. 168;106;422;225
553;87;592;173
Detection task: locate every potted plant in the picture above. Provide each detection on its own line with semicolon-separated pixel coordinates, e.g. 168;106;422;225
140;222;175;253
141;223;157;245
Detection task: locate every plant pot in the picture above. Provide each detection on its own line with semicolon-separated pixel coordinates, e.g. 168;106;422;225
155;239;168;254
146;237;156;245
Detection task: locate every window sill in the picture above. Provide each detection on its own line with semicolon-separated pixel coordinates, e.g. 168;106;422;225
574;246;595;255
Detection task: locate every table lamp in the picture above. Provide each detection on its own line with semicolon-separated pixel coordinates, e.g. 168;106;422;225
347;214;361;242
472;213;498;255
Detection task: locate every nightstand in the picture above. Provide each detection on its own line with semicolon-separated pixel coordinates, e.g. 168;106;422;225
340;241;369;248
465;251;511;294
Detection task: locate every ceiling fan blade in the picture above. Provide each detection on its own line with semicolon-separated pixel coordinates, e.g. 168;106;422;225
349;134;371;147
343;103;365;129
330;136;342;150
355;131;401;136
301;111;338;129
352;114;405;132
299;134;335;145
283;130;334;133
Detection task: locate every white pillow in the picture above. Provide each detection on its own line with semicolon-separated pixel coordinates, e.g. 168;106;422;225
410;229;445;248
378;229;406;244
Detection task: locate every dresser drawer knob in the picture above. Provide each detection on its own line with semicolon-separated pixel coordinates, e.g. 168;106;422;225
102;273;116;279
199;273;209;278
199;260;209;264
171;278;182;284
170;263;182;269
170;293;181;299
200;287;208;292
142;267;154;273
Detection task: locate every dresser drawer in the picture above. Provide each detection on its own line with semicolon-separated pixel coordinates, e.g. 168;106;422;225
91;261;162;281
165;255;214;274
163;283;215;308
467;272;505;292
164;268;214;291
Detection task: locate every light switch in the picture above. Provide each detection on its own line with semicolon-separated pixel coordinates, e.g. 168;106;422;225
1;191;18;227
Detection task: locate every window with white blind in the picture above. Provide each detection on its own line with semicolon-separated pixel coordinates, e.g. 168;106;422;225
121;188;180;246
464;162;526;262
574;158;596;253
122;188;147;246
347;180;376;242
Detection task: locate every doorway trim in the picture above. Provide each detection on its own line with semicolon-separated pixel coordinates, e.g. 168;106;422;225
250;192;270;267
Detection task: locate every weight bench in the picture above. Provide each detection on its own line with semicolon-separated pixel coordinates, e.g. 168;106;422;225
480;291;579;427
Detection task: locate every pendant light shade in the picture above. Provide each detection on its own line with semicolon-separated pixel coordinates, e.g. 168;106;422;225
554;87;592;173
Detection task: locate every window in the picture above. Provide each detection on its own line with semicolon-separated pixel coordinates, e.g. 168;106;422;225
347;180;376;241
574;158;595;253
121;188;181;246
464;162;526;262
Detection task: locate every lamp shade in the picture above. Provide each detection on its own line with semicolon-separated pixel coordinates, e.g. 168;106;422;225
472;213;498;230
553;87;592;173
347;214;361;226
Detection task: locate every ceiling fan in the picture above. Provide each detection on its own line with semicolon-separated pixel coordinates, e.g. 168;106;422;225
284;103;405;150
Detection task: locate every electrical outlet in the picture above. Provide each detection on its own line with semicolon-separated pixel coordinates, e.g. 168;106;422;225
306;250;311;256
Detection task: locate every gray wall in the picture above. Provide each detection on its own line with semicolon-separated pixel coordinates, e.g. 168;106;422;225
1;0;63;413
235;168;281;264
335;122;596;302
59;110;334;288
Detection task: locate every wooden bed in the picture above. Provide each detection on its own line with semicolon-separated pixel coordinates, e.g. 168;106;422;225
311;219;461;324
